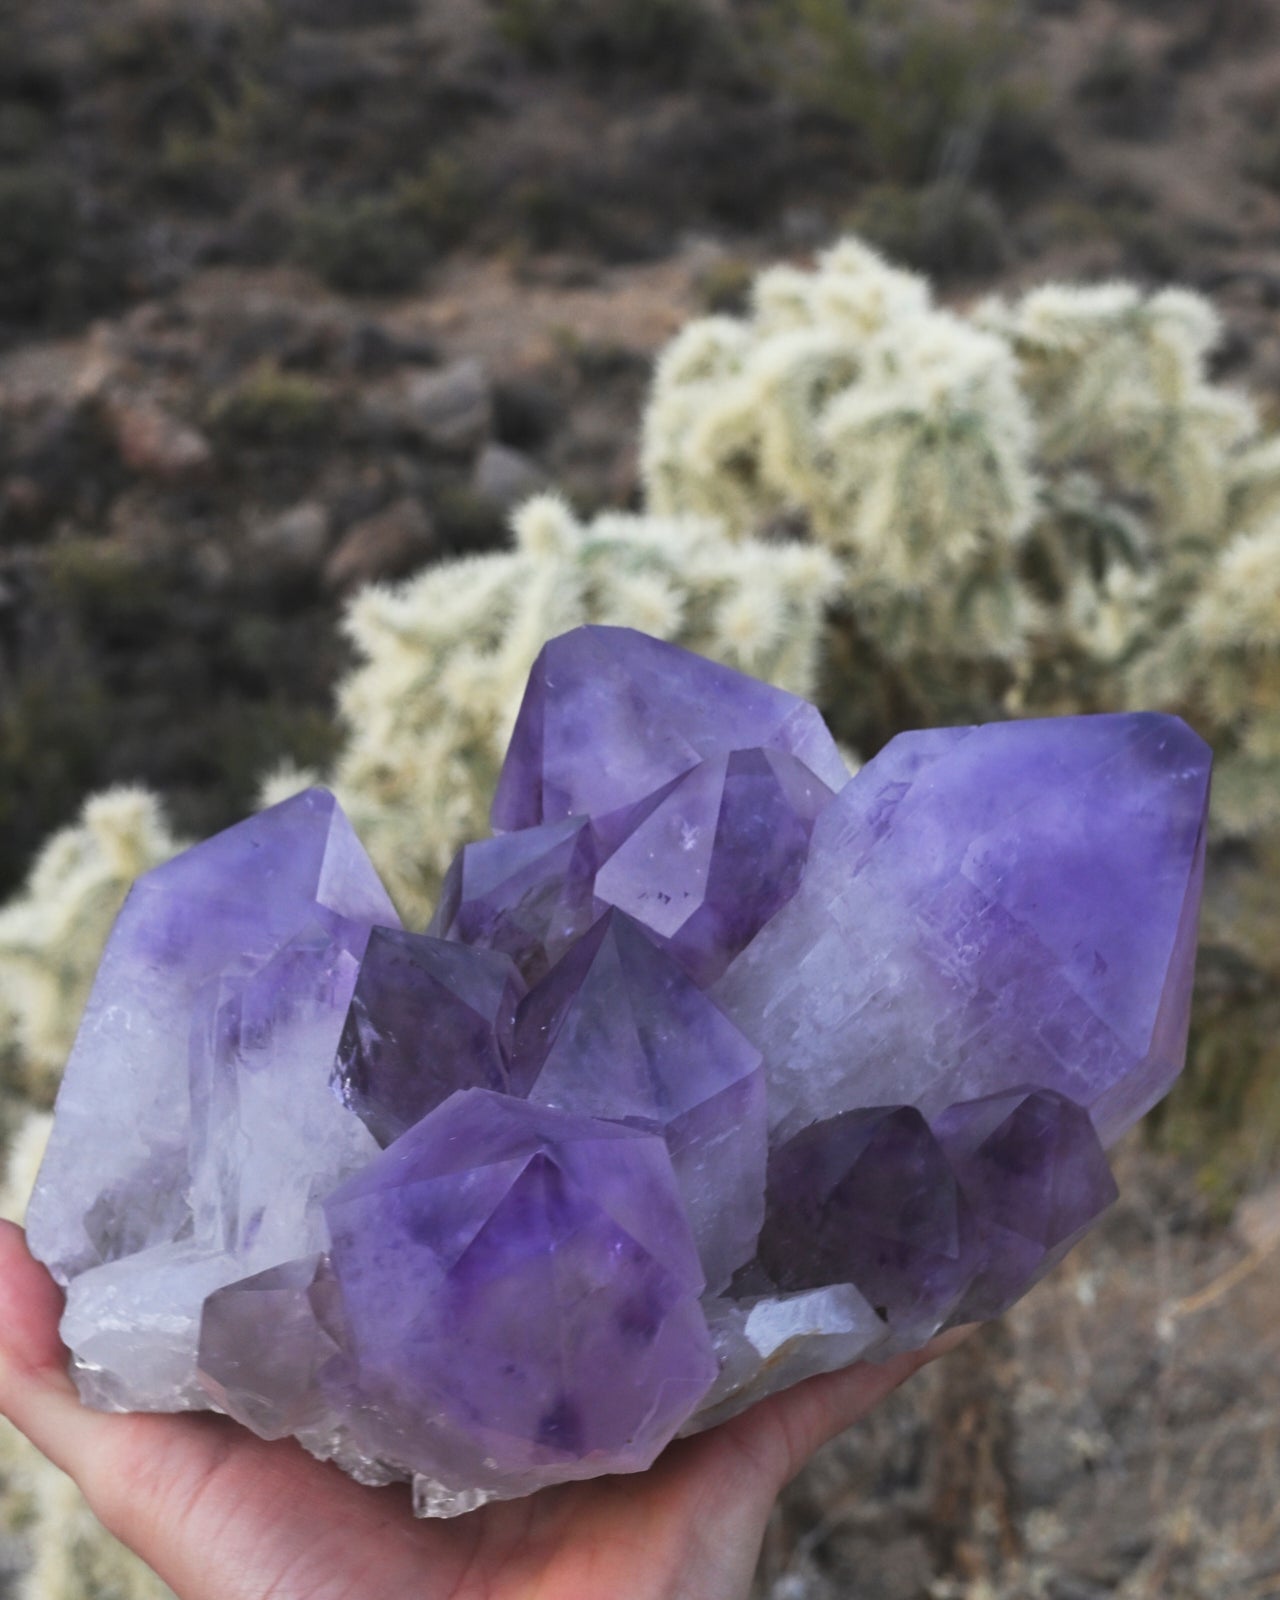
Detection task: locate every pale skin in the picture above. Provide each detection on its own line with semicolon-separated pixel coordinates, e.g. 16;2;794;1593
0;1220;964;1600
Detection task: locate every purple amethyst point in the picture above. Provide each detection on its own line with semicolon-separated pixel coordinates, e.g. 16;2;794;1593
335;928;525;1146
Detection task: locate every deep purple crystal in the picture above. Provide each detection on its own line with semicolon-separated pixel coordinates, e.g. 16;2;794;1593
335;927;525;1146
934;1088;1118;1322
595;747;835;984
511;909;767;1292
757;1106;976;1347
323;1089;717;1489
429;816;601;983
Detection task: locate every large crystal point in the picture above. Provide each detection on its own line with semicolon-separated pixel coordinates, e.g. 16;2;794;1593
595;748;835;984
934;1087;1118;1323
756;1106;976;1349
323;1089;717;1495
714;713;1211;1147
27;789;397;1409
429;817;601;983
511;909;767;1292
491;624;850;843
335;928;525;1146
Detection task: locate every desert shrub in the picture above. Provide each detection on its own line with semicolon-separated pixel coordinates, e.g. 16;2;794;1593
208;362;337;445
851;180;1007;278
494;0;723;84
1075;30;1173;140
756;0;1030;185
294;195;434;295
0;165;77;322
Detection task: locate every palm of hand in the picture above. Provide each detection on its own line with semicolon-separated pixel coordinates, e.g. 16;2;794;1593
0;1221;958;1600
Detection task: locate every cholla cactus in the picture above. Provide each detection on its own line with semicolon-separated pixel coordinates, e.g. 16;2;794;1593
643;238;1280;728
979;283;1257;546
645;239;1039;671
0;789;182;1107
312;494;838;923
1130;520;1280;839
0;1108;51;1224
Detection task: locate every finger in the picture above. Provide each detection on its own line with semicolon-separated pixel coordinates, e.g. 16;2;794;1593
0;1218;135;1483
0;1219;244;1549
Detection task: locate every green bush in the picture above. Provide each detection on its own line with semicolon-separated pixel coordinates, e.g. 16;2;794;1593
852;180;1007;278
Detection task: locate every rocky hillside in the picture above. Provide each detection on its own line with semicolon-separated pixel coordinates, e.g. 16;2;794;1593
5;0;1280;894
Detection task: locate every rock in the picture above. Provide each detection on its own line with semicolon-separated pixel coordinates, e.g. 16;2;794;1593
472;442;546;510
324;496;436;592
106;396;212;480
405;359;492;454
249;503;331;573
492;376;563;450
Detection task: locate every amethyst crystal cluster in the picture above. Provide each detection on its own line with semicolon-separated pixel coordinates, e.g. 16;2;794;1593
26;627;1212;1515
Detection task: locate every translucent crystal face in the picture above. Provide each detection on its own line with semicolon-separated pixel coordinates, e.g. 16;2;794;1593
26;626;1212;1512
334;928;526;1146
321;1091;717;1494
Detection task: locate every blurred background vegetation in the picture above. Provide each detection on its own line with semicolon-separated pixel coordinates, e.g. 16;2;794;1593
1;1;1279;1597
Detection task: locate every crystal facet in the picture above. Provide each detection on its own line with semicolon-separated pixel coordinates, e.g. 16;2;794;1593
430;816;601;984
335;927;525;1146
595;747;834;984
491;624;850;844
512;909;767;1292
27;627;1211;1514
934;1087;1119;1323
322;1090;717;1496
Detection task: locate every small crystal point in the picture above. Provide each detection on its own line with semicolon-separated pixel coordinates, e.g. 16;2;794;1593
595;747;834;984
757;1106;975;1348
430;816;601;983
490;625;850;837
935;1087;1118;1322
335;928;526;1146
323;1089;717;1486
688;1283;887;1432
512;908;767;1292
197;1255;340;1441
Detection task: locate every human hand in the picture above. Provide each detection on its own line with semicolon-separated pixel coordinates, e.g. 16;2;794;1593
0;1221;962;1600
